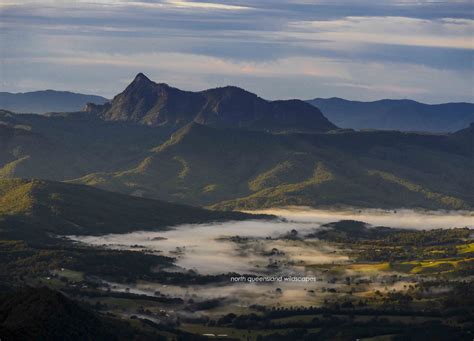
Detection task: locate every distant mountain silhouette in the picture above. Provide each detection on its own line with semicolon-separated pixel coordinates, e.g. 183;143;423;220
308;97;474;132
0;90;108;114
92;73;337;133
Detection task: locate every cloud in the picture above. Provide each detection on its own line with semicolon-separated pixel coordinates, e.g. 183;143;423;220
0;0;472;103
287;16;474;50
165;1;251;11
2;49;471;103
0;0;251;11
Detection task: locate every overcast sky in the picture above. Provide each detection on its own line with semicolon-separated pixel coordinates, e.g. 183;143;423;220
0;0;473;102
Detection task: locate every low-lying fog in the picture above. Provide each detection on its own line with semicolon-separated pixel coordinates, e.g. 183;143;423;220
71;219;348;275
68;207;473;311
251;207;474;230
69;207;473;276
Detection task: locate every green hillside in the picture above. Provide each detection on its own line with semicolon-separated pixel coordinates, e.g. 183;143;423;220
73;122;474;210
0;178;258;237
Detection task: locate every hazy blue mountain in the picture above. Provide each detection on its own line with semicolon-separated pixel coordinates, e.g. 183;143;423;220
0;90;108;114
308;97;474;132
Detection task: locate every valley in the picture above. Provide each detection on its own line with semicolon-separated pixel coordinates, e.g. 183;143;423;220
2;208;472;339
2;0;473;338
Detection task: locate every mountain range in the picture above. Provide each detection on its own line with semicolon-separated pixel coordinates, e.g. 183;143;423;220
0;73;472;212
308;97;474;132
0;90;108;114
3;83;472;133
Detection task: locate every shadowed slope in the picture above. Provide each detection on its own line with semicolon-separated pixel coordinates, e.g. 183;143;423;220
0;287;114;340
0;287;167;340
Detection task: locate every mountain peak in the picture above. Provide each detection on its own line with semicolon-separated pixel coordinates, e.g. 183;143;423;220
125;73;172;92
132;72;152;83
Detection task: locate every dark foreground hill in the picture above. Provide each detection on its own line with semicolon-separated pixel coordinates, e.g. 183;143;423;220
0;287;115;340
88;73;336;133
0;179;259;237
0;287;173;340
308;97;474;132
0;90;108;114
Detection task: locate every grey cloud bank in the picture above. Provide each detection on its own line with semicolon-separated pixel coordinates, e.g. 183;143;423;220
0;0;472;103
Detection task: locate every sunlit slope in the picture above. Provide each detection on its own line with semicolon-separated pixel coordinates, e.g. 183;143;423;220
0;178;256;236
74;123;474;210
